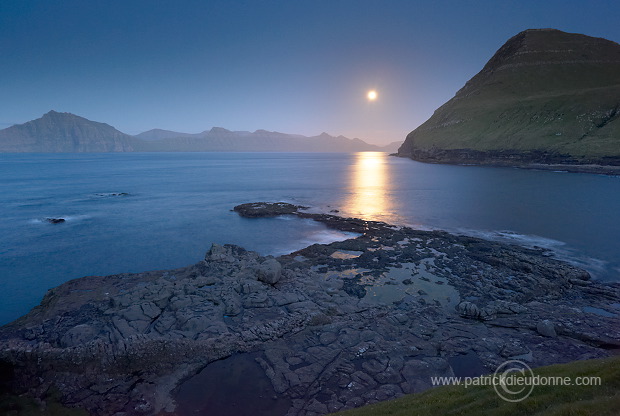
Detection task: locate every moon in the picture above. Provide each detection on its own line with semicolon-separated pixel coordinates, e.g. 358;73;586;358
367;90;377;101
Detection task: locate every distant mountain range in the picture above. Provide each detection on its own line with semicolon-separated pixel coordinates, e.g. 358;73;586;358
398;29;620;168
0;111;401;153
0;111;138;152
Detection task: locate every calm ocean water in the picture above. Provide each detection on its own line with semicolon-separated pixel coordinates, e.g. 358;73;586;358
1;152;619;325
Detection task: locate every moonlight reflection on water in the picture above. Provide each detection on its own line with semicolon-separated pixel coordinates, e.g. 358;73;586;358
345;151;393;222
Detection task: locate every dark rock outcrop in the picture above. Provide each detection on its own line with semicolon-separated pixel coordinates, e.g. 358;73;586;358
398;29;620;173
1;202;618;415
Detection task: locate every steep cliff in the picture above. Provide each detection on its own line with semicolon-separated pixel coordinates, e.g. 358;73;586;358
398;29;620;168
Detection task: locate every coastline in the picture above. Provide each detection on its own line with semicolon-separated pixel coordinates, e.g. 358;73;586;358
392;153;620;176
1;202;619;415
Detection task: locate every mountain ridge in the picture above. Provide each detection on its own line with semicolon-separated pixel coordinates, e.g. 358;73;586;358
397;28;620;171
0;112;400;153
0;111;138;152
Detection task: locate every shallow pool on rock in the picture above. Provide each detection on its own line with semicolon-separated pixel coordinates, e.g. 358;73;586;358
174;353;291;416
330;258;461;310
582;306;618;317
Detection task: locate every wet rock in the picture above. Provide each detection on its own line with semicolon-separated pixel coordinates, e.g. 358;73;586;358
60;324;99;347
486;300;527;315
1;202;619;416
45;218;65;224
500;340;531;358
457;301;480;319
401;358;453;393
342;276;367;299
319;331;337;345
256;258;282;285
374;364;403;384
134;400;153;414
95;192;129;197
223;297;242;316
233;202;306;217
205;243;237;263
362;357;388;374
536;319;557;337
306;398;328;414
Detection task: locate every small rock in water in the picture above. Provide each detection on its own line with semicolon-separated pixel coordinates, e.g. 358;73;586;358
95;192;129;197
46;218;65;224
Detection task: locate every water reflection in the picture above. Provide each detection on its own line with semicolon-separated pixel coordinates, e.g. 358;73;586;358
344;152;392;221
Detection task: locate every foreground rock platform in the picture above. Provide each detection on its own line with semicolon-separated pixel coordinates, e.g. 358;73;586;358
1;202;619;415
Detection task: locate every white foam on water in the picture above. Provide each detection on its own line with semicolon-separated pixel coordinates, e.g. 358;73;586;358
290;229;360;253
452;227;610;280
274;215;296;221
456;228;567;250
381;217;613;281
402;222;441;232
271;228;361;256
265;201;614;281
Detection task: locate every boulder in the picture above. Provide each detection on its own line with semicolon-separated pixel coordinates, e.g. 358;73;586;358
256;258;282;285
536;319;557;337
457;301;480;319
205;243;236;263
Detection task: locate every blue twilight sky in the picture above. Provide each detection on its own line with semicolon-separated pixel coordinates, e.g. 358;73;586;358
1;0;619;145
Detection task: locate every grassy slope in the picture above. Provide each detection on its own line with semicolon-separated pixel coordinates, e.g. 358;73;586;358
406;30;620;159
412;72;620;157
330;355;620;416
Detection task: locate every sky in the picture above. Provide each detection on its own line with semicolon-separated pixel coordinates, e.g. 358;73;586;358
1;0;619;145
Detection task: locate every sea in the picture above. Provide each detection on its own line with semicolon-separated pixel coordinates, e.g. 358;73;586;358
1;152;619;325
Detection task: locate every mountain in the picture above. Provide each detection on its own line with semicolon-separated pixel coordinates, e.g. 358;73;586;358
382;141;403;154
398;29;620;169
134;128;388;152
134;128;196;141
0;111;395;153
0;111;138;152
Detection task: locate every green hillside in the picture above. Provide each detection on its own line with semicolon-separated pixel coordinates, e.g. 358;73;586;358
398;29;620;166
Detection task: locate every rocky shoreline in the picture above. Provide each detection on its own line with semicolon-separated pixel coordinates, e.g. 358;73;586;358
394;149;620;176
1;202;619;415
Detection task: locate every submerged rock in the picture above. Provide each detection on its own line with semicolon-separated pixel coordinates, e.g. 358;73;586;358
94;192;130;197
